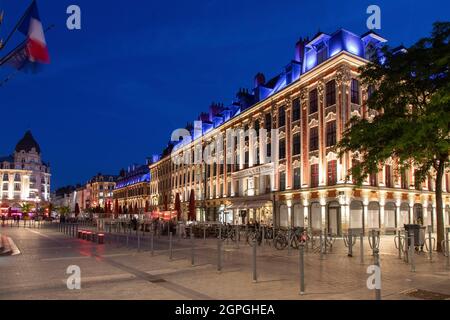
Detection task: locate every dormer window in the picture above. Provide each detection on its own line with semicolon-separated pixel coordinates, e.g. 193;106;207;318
365;42;377;62
316;43;328;65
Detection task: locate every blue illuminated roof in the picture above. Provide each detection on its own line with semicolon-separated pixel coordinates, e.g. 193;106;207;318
115;165;150;189
167;28;387;153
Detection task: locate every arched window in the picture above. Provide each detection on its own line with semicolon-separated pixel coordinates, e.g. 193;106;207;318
279;205;288;227
350;201;363;229
293;204;303;227
310;202;321;231
384;202;396;229
367;202;380;229
400;203;410;226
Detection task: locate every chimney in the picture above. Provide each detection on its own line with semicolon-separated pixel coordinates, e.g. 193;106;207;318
254;72;265;88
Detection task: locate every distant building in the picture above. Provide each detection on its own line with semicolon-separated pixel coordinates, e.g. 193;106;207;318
113;163;151;217
0;131;51;215
88;173;117;213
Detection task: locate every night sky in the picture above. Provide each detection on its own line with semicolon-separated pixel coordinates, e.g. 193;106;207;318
0;0;448;189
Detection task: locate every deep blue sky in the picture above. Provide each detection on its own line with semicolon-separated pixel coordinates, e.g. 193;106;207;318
0;0;449;189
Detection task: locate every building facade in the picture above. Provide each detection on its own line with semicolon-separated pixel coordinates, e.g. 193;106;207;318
0;131;51;215
88;173;117;212
113;164;151;216
149;29;450;234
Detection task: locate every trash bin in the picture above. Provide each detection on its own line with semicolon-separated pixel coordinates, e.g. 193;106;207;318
404;224;425;249
86;231;92;241
97;233;104;244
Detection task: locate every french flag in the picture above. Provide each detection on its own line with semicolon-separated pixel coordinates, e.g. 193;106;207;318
17;0;50;64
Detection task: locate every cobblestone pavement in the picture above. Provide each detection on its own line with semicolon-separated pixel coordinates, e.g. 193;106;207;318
0;223;449;300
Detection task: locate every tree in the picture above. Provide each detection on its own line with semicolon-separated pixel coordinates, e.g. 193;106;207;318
337;22;449;251
21;203;33;219
58;206;70;217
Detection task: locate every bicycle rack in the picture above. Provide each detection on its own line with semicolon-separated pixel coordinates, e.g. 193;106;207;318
343;230;356;257
368;229;381;255
394;229;407;260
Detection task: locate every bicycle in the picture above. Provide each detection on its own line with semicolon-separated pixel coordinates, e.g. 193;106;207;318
274;228;301;250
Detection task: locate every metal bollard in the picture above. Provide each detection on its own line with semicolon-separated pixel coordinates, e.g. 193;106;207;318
319;230;324;260
427;229;433;261
324;229;328;254
374;248;381;300
397;230;403;259
235;224;239;249
217;227;222;272
204;224;206;244
360;232;364;264
191;232;195;266
138;233;141;252
168;232;173;260
446;231;450;269
299;244;305;295
409;232;415;272
252;238;257;283
262;226;265;248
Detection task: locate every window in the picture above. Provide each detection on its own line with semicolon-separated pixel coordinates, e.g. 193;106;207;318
327;160;337;186
370;172;378;187
278;106;286;127
254;120;260;135
265;113;272;130
351;79;360;104
14;174;20;181
310;164;319;188
317;44;327;64
385;165;392;188
293;133;301;156
292;98;301;121
267;143;272;158
14;183;21;191
309;89;318;114
279;140;286;159
279;172;286;191
2;174;8;181
326;121;337;147
309;127;319;151
294;167;301;189
244;151;249;169
428;175;433;191
401;170;408;189
326;80;336;107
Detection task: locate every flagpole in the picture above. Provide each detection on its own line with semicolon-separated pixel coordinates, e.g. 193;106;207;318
0;24;53;67
1;0;35;50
